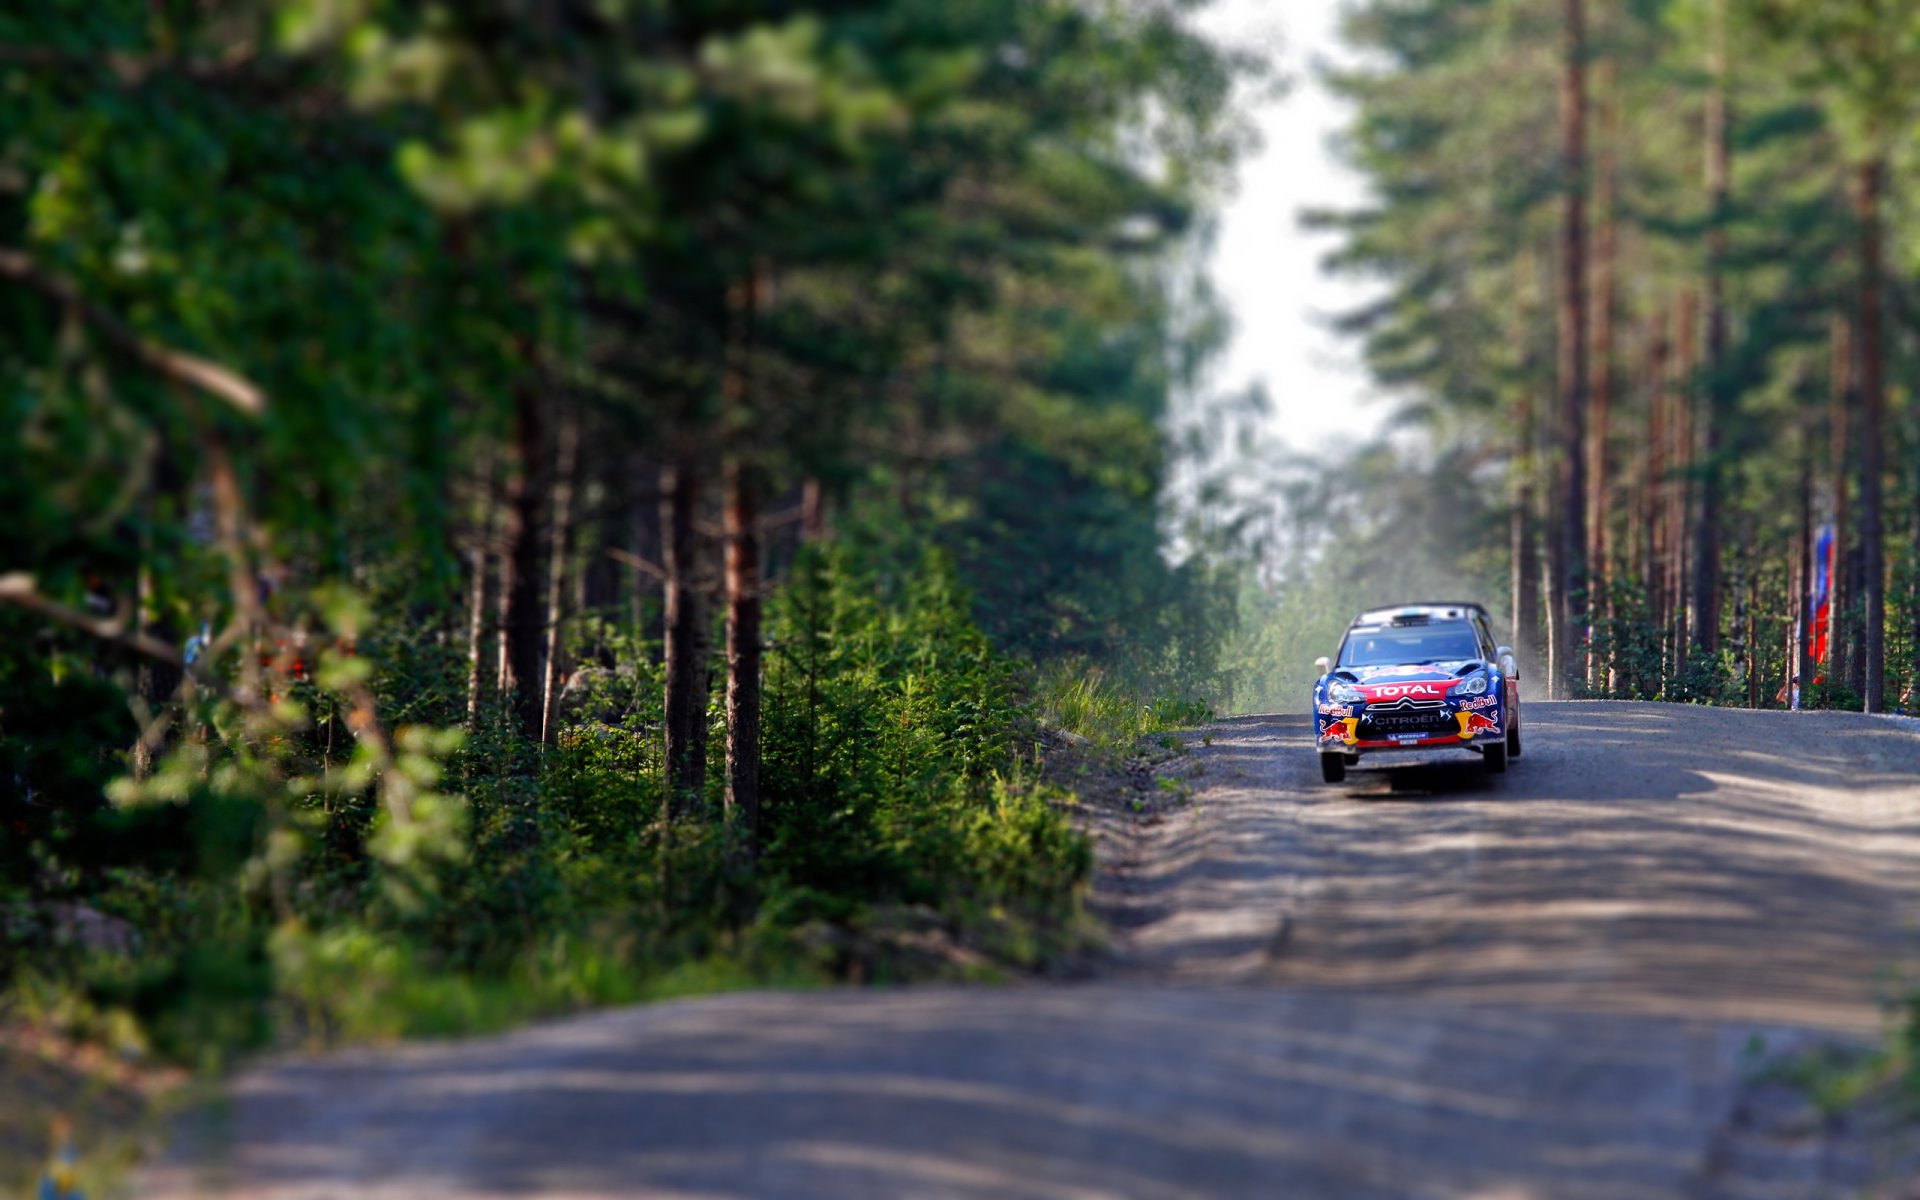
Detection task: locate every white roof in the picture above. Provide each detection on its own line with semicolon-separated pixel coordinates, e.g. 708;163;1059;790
1353;602;1483;625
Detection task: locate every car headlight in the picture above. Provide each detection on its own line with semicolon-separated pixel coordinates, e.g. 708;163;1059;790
1327;680;1363;704
1455;672;1490;697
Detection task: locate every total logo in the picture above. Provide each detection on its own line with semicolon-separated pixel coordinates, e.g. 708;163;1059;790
1363;683;1448;701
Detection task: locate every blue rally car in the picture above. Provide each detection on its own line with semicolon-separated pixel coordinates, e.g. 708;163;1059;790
1311;602;1522;783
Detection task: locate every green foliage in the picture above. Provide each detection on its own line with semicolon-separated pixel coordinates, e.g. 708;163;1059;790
4;548;1099;1056
0;0;1246;1075
760;546;1093;969
1742;0;1920;152
1036;662;1213;756
1217;0;1920;722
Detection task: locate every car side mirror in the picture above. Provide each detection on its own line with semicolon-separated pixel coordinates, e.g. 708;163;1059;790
1314;656;1332;677
1496;646;1517;677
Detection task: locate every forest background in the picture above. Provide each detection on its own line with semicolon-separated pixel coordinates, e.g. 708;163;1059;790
3;0;1919;1106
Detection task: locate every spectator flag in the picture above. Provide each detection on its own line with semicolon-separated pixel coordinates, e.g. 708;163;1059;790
1810;524;1834;674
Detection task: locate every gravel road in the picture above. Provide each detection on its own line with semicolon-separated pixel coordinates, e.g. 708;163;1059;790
142;702;1920;1198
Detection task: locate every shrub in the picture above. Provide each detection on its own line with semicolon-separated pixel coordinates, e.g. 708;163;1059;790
4;545;1102;1060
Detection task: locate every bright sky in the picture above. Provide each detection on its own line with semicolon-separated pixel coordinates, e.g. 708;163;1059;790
1194;0;1385;455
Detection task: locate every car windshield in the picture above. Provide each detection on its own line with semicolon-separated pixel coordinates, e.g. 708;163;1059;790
1339;624;1482;668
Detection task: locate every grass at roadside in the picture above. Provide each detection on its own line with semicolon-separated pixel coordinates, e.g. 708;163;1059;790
1036;662;1214;760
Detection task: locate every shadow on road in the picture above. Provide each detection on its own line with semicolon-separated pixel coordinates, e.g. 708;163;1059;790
141;701;1920;1200
149;983;1907;1200
1361;758;1501;798
1109;702;1920;1038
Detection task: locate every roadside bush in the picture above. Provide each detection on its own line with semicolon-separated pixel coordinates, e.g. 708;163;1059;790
1800;681;1866;712
759;546;1094;969
1036;661;1213;757
2;545;1106;1060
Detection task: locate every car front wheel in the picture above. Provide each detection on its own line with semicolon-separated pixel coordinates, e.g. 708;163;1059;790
1507;721;1522;758
1320;753;1346;783
1483;742;1508;774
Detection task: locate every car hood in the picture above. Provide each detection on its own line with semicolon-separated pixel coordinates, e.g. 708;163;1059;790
1327;660;1485;703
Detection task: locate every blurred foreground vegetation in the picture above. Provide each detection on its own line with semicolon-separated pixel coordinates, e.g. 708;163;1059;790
0;0;1249;1084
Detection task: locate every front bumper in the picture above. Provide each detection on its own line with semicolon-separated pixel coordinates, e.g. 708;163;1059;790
1315;706;1503;754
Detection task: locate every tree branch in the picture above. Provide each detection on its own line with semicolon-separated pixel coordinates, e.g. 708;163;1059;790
0;247;266;415
0;572;187;666
606;547;668;581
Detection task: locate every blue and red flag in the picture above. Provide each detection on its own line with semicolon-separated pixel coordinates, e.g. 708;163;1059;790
1810;524;1834;674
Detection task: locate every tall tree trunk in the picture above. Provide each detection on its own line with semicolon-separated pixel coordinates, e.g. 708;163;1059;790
1856;157;1888;712
1909;496;1920;709
1512;251;1546;676
1829;317;1853;689
724;459;763;855
466;451;499;720
1693;0;1731;660
1845;544;1868;698
1671;293;1698;683
540;402;582;744
1742;555;1757;708
1513;385;1543;671
1512;477;1542;675
501;379;550;739
1786;551;1801;708
1797;434;1815;708
1552;0;1590;700
721;265;768;859
690;579;714;791
661;459;708;819
1642;313;1670;695
1589;59;1619;693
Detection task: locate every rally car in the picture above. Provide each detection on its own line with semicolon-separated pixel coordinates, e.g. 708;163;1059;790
1311;602;1522;783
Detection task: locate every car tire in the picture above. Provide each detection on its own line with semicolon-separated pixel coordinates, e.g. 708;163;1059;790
1320;753;1346;784
1483;742;1508;774
1507;722;1522;758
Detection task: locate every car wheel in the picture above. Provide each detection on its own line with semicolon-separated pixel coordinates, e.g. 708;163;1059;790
1507;722;1522;758
1320;753;1346;783
1483;742;1508;774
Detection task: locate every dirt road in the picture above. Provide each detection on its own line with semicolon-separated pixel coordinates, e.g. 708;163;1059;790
143;702;1920;1198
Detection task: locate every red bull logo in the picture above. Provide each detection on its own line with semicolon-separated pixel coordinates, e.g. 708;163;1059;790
1320;717;1358;745
1455;711;1501;739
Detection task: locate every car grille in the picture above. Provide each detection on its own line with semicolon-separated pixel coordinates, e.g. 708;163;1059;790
1360;711;1456;737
